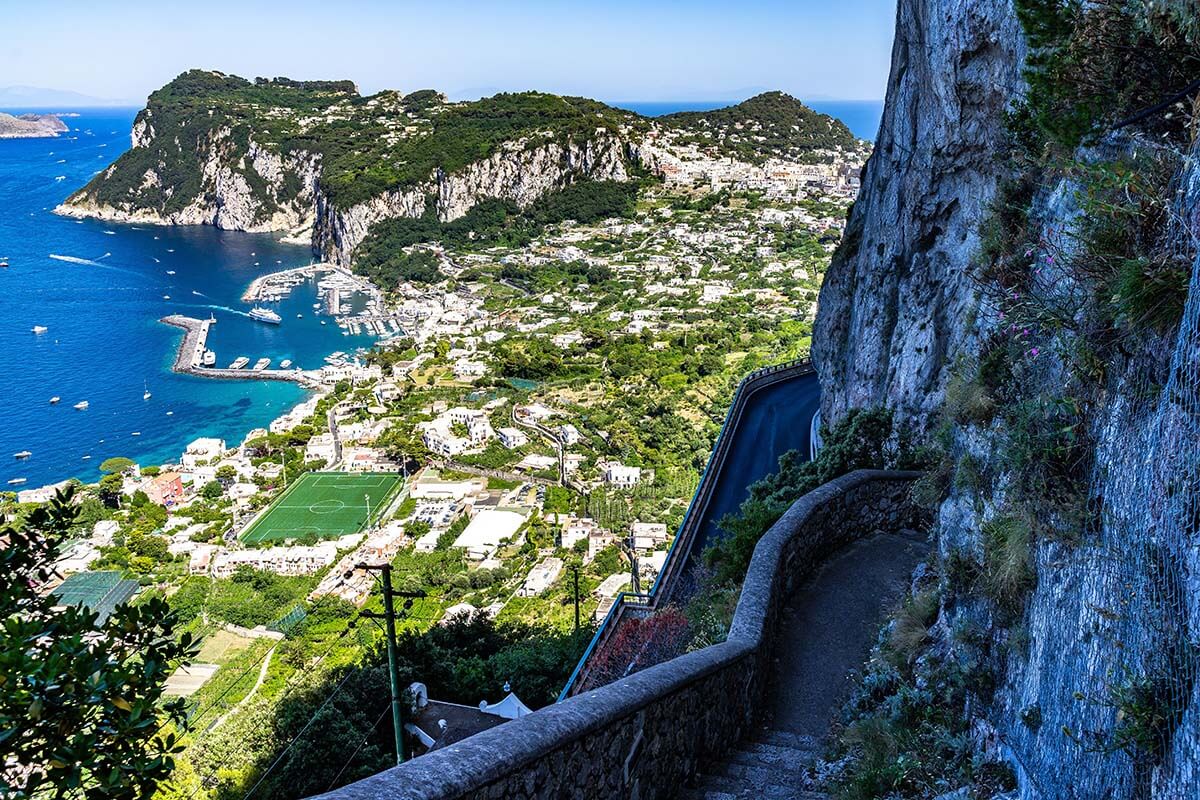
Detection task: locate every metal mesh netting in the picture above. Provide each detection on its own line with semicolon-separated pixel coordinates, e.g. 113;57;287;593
1010;149;1200;799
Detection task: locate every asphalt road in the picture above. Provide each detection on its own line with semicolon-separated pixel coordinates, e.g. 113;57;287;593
692;372;822;559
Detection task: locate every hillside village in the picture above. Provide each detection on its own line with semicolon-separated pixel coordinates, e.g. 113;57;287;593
14;86;868;797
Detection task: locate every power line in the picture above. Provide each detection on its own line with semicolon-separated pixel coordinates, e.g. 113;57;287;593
240;667;360;800
185;623;358;800
324;705;392;792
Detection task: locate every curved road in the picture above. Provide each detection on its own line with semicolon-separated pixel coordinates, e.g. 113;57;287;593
689;372;821;563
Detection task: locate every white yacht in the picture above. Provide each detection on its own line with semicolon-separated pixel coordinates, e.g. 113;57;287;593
202;349;216;367
31;325;47;334
49;396;60;404
249;306;282;325
73;400;88;410
253;358;271;370
14;451;31;460
229;357;250;370
280;359;293;369
143;381;152;400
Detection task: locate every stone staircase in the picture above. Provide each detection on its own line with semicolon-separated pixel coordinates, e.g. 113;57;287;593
679;729;830;800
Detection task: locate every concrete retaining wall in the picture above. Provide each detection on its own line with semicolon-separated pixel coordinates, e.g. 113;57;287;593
312;469;922;800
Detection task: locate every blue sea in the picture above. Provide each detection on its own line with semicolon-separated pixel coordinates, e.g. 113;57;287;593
616;99;884;141
0;109;377;488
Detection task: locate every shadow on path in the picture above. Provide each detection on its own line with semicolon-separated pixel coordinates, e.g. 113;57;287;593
764;533;929;739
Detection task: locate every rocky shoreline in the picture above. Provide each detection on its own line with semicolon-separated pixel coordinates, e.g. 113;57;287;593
0;112;69;139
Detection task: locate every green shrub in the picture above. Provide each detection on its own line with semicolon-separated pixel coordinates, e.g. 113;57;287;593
981;513;1036;619
704;408;907;586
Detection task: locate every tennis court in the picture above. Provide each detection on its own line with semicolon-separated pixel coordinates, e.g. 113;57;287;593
240;472;404;544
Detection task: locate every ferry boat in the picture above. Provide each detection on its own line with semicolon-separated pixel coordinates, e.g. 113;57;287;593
31;325;47;334
249;306;282;325
14;451;31;460
279;359;293;369
228;357;250;370
7;478;26;486
49;396;60;404
202;349;216;367
253;358;271;370
73;400;89;410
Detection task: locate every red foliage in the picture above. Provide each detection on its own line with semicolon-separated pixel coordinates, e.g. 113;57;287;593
584;607;691;690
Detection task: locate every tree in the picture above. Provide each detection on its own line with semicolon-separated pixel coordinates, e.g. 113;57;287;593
214;465;238;487
97;473;125;509
99;457;135;475
200;480;224;500
1;487;196;798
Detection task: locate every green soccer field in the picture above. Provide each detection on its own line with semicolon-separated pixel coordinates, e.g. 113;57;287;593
239;472;404;544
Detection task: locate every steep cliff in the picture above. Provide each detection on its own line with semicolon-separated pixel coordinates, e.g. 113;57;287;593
813;0;1026;426
815;1;1200;798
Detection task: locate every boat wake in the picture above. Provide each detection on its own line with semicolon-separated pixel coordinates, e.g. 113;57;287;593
180;302;252;319
49;254;104;267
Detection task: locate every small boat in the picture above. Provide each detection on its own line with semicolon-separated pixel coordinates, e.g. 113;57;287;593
313;303;321;309
0;260;9;268
31;325;48;334
166;270;175;275
228;357;250;370
49;396;60;404
163;295;171;300
82;455;91;460
7;478;26;486
279;359;293;369
253;358;271;370
143;381;152;400
166;411;174;416
131;432;141;436
320;320;327;325
297;313;303;318
14;451;31;460
202;349;216;367
74;401;89;410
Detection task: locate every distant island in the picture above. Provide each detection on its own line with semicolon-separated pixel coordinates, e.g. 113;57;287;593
0;112;69;138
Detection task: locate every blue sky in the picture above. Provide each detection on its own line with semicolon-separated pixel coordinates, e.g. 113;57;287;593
4;0;897;103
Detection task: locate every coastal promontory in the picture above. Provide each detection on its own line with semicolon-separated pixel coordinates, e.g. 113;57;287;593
56;70;867;269
0;112;69;138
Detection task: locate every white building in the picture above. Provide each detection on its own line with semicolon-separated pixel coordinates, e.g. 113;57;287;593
519;558;564;597
497;427;529;449
557;424;581;446
305;433;338;464
630;521;670;551
181;438;225;469
452;509;526;561
602;462;642;489
560;516;598;550
210;543;338;578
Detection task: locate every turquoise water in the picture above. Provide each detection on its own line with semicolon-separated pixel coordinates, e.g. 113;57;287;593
0;108;377;488
616;99;884;141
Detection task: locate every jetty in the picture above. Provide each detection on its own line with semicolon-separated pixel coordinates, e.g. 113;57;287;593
159;316;318;386
241;263;332;303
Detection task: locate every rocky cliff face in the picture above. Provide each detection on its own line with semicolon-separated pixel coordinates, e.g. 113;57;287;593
0;112;69;138
813;0;1026;427
815;1;1199;798
312;135;630;266
56;120;322;233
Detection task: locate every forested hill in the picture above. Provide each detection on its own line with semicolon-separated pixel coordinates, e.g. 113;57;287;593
58;71;865;266
661;91;858;163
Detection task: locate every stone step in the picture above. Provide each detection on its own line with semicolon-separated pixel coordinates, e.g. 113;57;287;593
693;771;813;799
678;789;737;800
754;729;823;753
714;758;816;788
733;740;819;767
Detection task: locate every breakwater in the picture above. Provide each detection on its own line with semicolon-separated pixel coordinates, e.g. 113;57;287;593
159;316;317;385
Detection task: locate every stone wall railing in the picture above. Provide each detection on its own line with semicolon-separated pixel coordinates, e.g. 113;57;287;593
313;469;923;800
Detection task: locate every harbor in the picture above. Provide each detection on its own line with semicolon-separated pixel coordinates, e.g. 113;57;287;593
159;316;319;386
